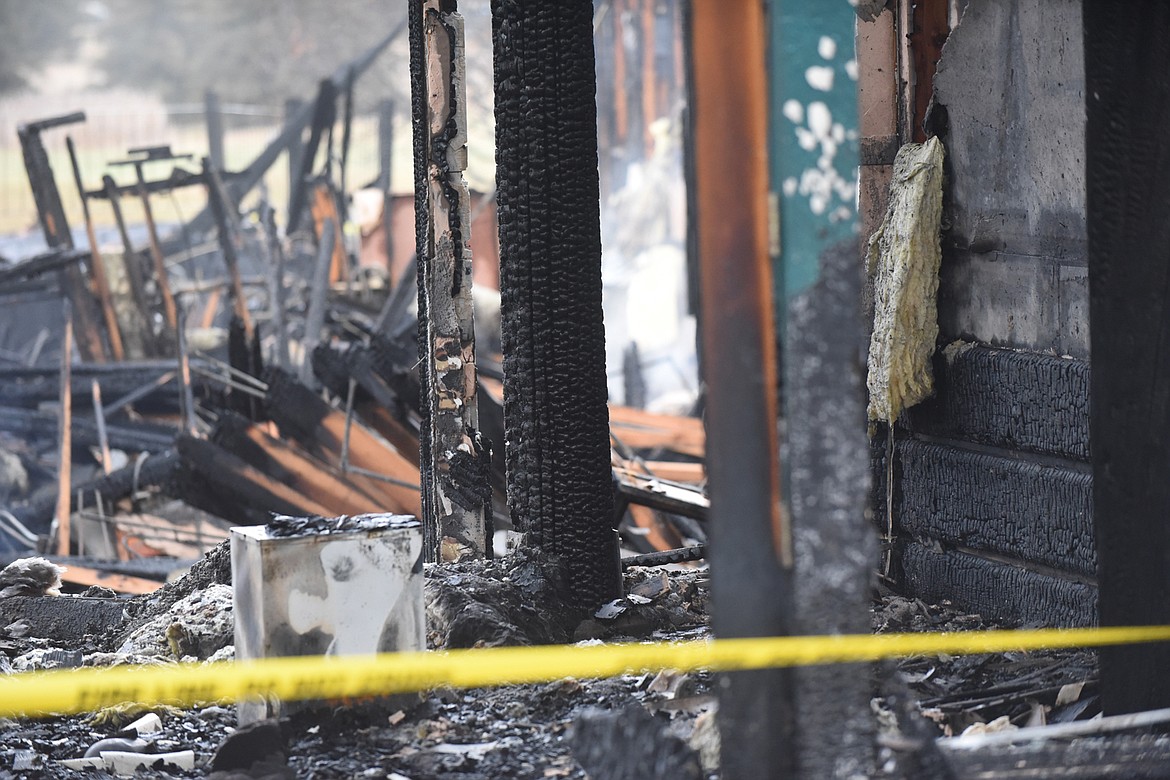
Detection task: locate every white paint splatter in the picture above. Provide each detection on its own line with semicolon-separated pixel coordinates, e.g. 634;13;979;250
818;36;837;60
831;123;846;144
805;65;834;92
795;127;817;151
807;101;832;139
782;99;804;125
845;59;859;81
783;177;798;197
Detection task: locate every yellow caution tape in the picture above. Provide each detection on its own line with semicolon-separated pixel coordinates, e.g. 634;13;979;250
3;625;1169;718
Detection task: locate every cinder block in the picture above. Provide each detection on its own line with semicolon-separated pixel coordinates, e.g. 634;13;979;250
231;514;425;724
939;251;1059;352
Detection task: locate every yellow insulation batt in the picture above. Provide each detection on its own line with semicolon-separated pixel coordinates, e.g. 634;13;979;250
866;136;945;422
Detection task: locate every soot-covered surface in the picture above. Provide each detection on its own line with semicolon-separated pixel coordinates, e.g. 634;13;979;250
492;0;620;609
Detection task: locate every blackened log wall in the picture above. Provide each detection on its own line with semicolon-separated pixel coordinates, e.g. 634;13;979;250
492;0;620;607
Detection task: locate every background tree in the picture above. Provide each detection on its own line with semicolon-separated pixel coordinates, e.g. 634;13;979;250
0;0;84;94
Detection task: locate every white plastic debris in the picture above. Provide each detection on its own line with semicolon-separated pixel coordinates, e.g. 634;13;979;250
594;599;628;620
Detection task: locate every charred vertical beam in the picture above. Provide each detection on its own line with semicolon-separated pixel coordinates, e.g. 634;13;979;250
409;0;437;555
287;80;338;233
205;90;226;173
18;112;105;362
261;206;291;371
66;136;125;361
203;159;253;338
338;67;355;225
379;99;397;269
132;161;178;341
378;99;396;194
906;0;950;142
17;112;84;248
770;2;874;776
55;306;73;557
103;174;158;359
302;219;335;387
492;0;621;606
411;0;489;559
687;1;795;777
285;97;306;203
1085;0;1170;715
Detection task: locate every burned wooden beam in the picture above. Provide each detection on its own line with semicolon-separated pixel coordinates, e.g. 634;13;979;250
183;25;406;238
0;404;177;454
1085;0;1170;715
85;167;205;200
212;412;386;517
301;219;336;385
66;136;125;361
411;0;489;560
608;404;705;458
127;160;179;338
492;0;621;608
287;81;338;234
264;369;422;517
7;450;179;532
17;111;106;363
0;248;89;286
205;90;226;173
17;111;85;245
687;0;796;774
613;472;708;522
55;308;73;556
177;434;334;519
102;174;162;359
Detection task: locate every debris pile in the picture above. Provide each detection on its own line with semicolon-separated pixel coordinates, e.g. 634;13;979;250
0;40;708;596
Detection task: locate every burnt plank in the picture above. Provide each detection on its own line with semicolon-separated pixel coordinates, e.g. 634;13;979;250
907;344;1090;461
901;542;1096;628
897;439;1095;577
493;0;621;606
1085;0;1170;714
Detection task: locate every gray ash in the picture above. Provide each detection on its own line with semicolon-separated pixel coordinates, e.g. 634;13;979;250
264;513;420;538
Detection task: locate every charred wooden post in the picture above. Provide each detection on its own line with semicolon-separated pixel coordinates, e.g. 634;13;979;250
203;159;252;338
260;205;291;371
205;90;226;173
90;379;112;474
287;81;338;234
770;1;873;775
55;307;73;557
301;219;335;386
378;99;397;268
17;112;84;243
103;174;159;359
284;98;306;201
338;66;355;224
492;0;621;605
409;0;489;561
1085;0;1170;715
180;27;403;238
204;157;261;416
309;181;349;286
176;309;197;435
128;159;178;339
66;136;125;361
686;1;795;776
17;112;106;363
